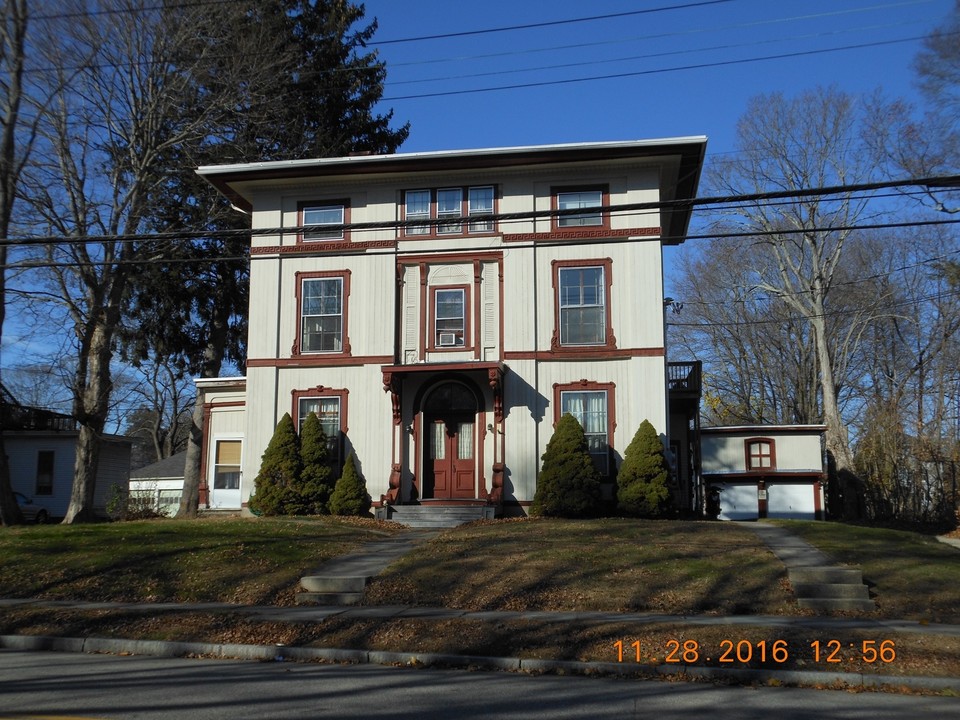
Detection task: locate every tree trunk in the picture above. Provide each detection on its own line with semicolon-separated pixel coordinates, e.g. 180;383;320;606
62;318;115;524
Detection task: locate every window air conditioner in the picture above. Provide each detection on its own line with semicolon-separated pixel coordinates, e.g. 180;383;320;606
438;332;458;346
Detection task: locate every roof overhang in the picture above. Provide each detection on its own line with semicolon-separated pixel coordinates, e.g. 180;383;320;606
196;138;708;242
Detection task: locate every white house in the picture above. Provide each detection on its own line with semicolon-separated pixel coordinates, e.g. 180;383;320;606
701;425;827;520
194;139;707;520
2;385;131;520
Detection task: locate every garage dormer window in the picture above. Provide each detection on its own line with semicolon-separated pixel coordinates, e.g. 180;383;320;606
745;438;776;471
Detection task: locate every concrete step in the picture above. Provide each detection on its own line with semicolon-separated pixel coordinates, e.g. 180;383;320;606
792;583;871;600
300;576;370;593
788;567;864;585
798;597;876;612
295;591;363;606
384;504;493;528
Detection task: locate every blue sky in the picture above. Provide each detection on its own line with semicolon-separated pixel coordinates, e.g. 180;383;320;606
364;0;952;157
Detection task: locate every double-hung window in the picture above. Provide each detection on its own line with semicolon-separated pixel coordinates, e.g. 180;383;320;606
301;277;343;353
434;288;466;347
468;186;495;232
437;188;462;234
560;390;609;473
558;266;605;345
298;397;342;465
557;189;603;228
302;204;344;240
405;190;431;235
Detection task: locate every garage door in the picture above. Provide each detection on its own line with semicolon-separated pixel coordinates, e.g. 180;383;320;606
714;482;758;520
766;482;816;519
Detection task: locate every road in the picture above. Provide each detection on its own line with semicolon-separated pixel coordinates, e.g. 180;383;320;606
0;650;956;719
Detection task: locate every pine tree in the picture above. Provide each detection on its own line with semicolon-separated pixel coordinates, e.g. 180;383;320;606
295;412;335;514
248;413;301;516
328;451;371;517
617;419;670;517
531;413;602;518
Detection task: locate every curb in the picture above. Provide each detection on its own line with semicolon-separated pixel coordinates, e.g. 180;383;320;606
3;634;959;694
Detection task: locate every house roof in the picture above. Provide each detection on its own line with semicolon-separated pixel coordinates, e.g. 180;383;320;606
130;451;187;480
196;137;708;243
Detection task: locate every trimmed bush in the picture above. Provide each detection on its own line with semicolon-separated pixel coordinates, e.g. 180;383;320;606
531;413;602;518
617;419;670;517
293;412;335;514
328;451;372;516
248;413;301;516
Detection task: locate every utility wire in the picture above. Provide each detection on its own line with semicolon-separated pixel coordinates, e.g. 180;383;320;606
4;173;958;248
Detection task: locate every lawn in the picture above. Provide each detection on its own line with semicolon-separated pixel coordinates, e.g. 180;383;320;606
3;516;960;685
0;516;397;605
771;520;960;623
364;518;796;615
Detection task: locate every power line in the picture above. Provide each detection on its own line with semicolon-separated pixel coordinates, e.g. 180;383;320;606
380;33;948;101
368;1;737;45
4;172;958;248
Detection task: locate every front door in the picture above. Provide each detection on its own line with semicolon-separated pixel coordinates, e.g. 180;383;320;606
425;416;475;498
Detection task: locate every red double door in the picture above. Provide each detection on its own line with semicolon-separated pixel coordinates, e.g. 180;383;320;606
424;414;475;499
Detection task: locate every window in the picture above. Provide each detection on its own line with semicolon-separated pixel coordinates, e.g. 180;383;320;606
298;200;349;242
35;450;54;495
433;287;466;348
437;188;462;234
556;189;603;228
301;276;343;353
298;397;342;465
158;489;182;515
213;440;241;490
559;266;605;345
403;186;496;236
746;439;776;471
560;390;609;473
405;190;431;235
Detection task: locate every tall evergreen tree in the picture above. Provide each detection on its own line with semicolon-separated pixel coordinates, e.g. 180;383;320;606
531;414;602;518
118;0;410;517
295;412;335;514
248;413;301;516
617;420;671;517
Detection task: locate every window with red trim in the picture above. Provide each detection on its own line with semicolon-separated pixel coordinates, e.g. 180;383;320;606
293;386;349;469
294;270;351;356
403;185;496;237
553;380;616;476
298;199;350;242
551;258;615;351
431;285;470;350
552;185;609;231
745;438;776;471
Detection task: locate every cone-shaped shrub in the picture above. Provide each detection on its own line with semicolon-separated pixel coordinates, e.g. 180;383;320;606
292;412;335;514
328;451;372;516
248;413;301;516
531;413;602;518
617;419;670;517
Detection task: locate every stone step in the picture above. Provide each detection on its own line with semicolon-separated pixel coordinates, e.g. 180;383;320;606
792;583;871;599
300;576;370;593
295;591;363;606
384;505;493;528
788;567;864;585
798;597;876;612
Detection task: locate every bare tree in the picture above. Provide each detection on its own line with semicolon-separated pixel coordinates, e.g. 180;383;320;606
704;87;883;484
19;0;287;522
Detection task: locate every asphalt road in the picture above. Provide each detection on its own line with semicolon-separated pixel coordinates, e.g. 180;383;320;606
0;650;957;719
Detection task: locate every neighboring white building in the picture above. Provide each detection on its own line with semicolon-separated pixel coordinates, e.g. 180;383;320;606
195;139;707;519
701;425;827;521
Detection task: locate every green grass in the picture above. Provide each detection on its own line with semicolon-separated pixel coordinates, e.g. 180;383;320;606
0;517;391;605
771;520;960;623
364;518;796;615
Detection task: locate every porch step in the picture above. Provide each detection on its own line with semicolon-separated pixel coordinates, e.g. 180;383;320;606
797;597;877;612
381;504;494;528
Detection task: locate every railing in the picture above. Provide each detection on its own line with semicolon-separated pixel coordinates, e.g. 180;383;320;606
667;361;702;395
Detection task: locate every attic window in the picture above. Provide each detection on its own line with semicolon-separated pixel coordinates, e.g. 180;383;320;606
299;199;350;242
746;439;776;471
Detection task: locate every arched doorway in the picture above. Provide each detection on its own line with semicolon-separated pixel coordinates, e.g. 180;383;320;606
422;381;477;499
